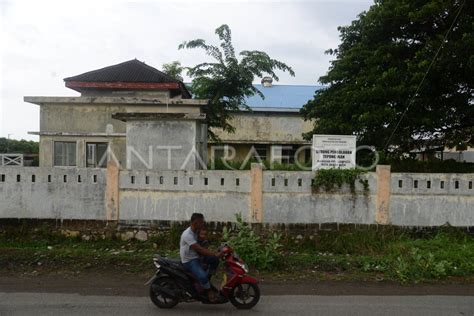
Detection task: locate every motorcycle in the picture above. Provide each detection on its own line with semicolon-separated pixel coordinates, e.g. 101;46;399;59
146;244;260;309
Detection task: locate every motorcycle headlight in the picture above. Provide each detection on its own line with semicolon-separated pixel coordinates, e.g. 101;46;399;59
153;260;161;269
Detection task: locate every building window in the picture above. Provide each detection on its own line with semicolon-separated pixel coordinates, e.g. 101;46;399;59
281;145;297;164
214;147;225;161
54;141;76;166
86;143;108;168
304;147;312;163
211;145;229;164
254;145;267;162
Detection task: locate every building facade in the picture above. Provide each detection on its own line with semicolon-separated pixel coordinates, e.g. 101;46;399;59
26;60;318;169
210;79;317;166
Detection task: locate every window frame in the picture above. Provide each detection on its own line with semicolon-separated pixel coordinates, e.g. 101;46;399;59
86;142;108;168
53;141;77;166
281;145;297;164
253;144;268;162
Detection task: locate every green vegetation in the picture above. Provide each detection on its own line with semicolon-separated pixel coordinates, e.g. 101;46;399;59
283;227;474;283
312;168;368;193
161;61;184;82
223;214;282;270
0;224;178;274
0;137;38;154
179;24;294;141
1;223;473;284
301;0;473;152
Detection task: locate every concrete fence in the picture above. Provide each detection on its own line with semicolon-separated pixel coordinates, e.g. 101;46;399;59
118;169;251;223
0;164;473;226
0;167;106;219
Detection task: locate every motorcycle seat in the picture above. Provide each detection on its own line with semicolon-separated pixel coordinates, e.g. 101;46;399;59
160;257;187;271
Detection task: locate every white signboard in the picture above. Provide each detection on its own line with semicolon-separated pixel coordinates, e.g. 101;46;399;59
312;135;356;170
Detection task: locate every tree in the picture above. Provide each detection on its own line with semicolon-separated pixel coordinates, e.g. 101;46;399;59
162;61;184;81
179;24;295;140
0;137;39;154
301;0;473;153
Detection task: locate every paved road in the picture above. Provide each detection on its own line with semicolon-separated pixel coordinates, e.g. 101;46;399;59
1;293;473;316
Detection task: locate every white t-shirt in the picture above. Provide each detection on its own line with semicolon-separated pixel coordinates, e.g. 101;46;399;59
180;227;199;263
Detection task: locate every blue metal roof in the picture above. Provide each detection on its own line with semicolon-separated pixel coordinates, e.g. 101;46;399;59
245;84;323;109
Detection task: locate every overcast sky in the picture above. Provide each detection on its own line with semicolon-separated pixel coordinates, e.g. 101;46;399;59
0;0;372;141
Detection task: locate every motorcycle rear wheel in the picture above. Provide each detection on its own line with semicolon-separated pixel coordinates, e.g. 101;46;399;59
229;282;260;309
149;276;179;309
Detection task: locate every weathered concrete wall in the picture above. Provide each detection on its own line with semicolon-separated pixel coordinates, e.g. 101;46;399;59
118;170;250;222
37;102;202;167
40;103;201;135
125;120;206;170
390;173;474;226
262;171;377;224
211;112;313;144
0;167;106;219
0;166;472;226
96;167;474;226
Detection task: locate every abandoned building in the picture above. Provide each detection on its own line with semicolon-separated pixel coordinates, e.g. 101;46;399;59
25;59;318;169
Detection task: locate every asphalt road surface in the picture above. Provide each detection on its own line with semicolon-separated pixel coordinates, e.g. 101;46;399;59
1;292;473;316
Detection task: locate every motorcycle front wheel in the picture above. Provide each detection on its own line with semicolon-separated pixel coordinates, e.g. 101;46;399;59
229;282;260;309
149;276;179;309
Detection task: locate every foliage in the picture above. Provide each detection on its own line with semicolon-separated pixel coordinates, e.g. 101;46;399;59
312;168;368;192
311;226;404;255
162;61;184;81
0;137;39;154
283;227;474;283
208;158;256;170
179;24;295;140
149;222;188;249
357;148;474;172
301;0;474;152
2;223;474;283
357;230;474;283
222;214;282;270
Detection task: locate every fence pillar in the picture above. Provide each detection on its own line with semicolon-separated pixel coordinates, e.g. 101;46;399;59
375;165;391;224
105;161;120;221
250;163;264;223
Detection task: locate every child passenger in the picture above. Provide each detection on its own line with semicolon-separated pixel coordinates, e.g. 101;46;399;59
197;226;216;276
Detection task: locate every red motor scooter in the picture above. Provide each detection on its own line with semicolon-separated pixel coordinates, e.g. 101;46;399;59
146;244;260;309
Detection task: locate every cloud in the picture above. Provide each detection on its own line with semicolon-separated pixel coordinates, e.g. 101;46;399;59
0;0;371;140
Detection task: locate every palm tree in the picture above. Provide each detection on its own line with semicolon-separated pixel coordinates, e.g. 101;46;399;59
179;24;295;140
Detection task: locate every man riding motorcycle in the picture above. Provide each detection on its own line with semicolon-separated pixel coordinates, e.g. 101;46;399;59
180;213;222;302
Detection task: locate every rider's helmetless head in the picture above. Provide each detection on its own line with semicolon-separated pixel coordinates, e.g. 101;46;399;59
190;213;205;231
